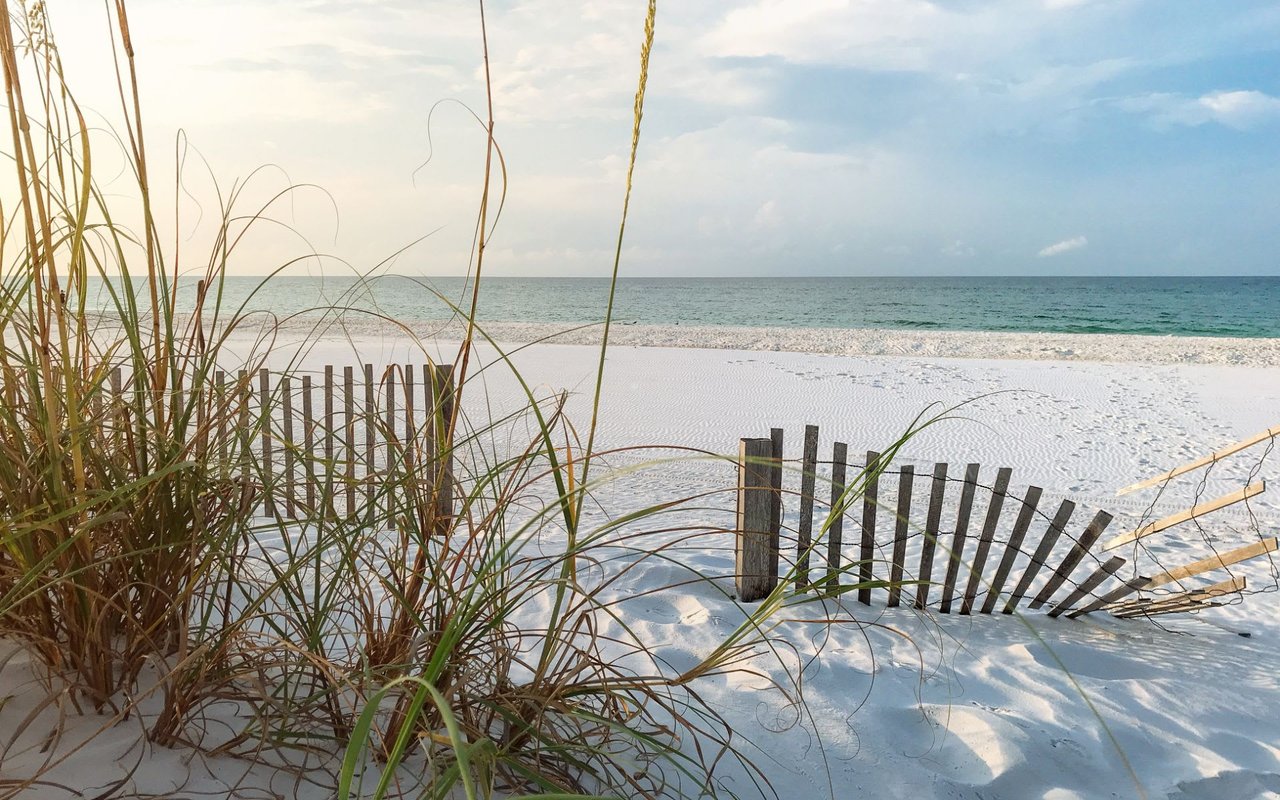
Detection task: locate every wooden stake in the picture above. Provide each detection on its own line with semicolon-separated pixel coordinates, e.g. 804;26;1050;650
961;467;1012;615
282;376;295;518
770;428;784;584
737;437;776;602
404;363;415;446
887;466;913;608
1004;499;1075;614
434;364;455;535
1118;425;1280;495
1048;556;1126;618
1110;576;1246;617
365;364;375;514
940;463;979;614
238;370;250;504
345;366;356;516
259;368;274;518
1103;482;1266;551
981;485;1042;614
1067;575;1149;619
1145;536;1279;589
1029;510;1112;609
796;424;819;589
858;451;880;606
303;375;315;512
324;365;335;517
826;442;847;591
915;462;948;609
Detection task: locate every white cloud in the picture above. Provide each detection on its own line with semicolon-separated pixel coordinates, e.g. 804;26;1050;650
942;240;976;258
1197;90;1280;129
1115;89;1280;130
1037;235;1088;257
753;200;782;228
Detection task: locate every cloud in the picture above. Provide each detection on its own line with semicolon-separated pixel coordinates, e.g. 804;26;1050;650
942;240;976;258
1037;235;1088;257
1115;90;1280;130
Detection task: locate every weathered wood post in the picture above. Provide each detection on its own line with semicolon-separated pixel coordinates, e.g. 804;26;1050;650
769;428;784;583
796;424;819;588
737;437;776;602
433;364;456;536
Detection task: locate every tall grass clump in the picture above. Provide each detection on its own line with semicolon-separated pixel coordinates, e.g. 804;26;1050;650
0;1;931;798
0;0;279;711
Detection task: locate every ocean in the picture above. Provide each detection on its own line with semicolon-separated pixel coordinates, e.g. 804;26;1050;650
84;275;1280;338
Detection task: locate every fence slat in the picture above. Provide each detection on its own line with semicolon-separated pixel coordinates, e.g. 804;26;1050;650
237;370;250;500
433;364;455;535
1103;482;1266;551
1146;536;1279;589
770;428;784;583
1028;510;1112;609
887;466;914;608
1048;556;1126;618
1117;424;1280;495
405;363;415;446
324;365;335;516
1004;499;1075;614
960;467;1012;614
915;462;948;609
796;424;819;588
345;366;356;515
940;463;979;614
826;442;847;590
259;367;274;518
737;437;775;602
365;364;375;514
858;451;879;606
303;375;315;512
1116;599;1225;618
215;370;227;478
981;486;1043;613
1110;576;1245;617
282;376;296;518
1067;575;1149;619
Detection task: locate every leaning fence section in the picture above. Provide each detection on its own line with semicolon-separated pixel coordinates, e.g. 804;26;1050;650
735;424;1277;622
104;362;457;528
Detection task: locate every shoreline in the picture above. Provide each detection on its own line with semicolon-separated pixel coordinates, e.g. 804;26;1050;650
202;315;1280;368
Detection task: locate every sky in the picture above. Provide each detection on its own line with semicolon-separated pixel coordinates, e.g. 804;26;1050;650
43;0;1280;277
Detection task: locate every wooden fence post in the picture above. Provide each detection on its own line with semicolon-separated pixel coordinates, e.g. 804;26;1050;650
826;442;847;591
433;364;456;535
915;462;948;609
282;376;296;518
981;485;1043;613
858;451;880;605
939;463;979;614
303;375;315;512
960;467;1012;615
1004;499;1075;613
1029;510;1112;609
345;366;356;515
769;428;784;583
796;424;819;588
364;364;375;517
737;437;776;602
887;465;914;608
258;367;274;518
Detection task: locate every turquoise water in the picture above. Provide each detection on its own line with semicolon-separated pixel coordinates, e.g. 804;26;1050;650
84;275;1280;338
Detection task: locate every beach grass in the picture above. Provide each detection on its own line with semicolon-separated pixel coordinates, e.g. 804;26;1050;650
0;2;905;797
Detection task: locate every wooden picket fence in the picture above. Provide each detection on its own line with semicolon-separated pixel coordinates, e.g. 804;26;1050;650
103;362;457;526
736;424;1277;620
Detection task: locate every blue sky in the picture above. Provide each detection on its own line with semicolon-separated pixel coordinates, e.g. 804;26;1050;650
51;1;1280;276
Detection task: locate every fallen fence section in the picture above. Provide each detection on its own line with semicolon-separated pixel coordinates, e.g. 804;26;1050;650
735;424;1275;622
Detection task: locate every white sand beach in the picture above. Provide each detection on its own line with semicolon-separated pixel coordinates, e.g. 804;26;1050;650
4;329;1280;799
